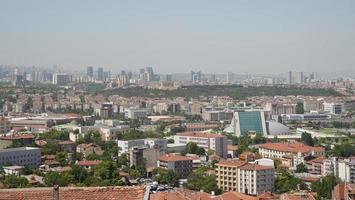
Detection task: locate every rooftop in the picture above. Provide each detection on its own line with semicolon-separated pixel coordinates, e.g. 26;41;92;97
258;142;324;154
177;132;225;138
159;154;193;162
0;186;147;200
216;159;246;168
0;147;40;154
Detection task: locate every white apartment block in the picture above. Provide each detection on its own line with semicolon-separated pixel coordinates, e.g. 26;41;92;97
0;147;41;167
125;108;149;119
117;138;167;155
174;132;228;158
338;159;355;183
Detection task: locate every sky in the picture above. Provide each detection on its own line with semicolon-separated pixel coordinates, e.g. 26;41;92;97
1;0;355;74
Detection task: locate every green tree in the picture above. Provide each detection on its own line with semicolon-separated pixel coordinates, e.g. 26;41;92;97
301;132;314;146
41;143;60;155
55;152;68;166
71;165;88;183
332;143;355;157
44;172;72;186
275;172;307;193
296;102;304;114
183;142;206;156
310;174;338;199
295;163;308;173
94;161;118;180
152;168;178;185
2;175;29;188
186;168;222;195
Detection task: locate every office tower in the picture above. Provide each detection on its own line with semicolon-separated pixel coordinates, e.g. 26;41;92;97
97;67;104;81
165;74;172;81
191;71;202;82
288;71;292;84
211;74;216;81
53;73;71;85
227;72;234;83
87;66;94;77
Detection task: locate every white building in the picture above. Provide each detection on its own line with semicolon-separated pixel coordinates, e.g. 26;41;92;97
322;102;344;114
117;138;167;155
174;132;228;158
338;158;355;183
0;147;41;167
52;73;71;85
125;108;149;119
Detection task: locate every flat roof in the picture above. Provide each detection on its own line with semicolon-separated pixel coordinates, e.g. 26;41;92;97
0;147;40;153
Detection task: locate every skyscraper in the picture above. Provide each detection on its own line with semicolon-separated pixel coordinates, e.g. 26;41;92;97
191;71;202;82
97;67;104;81
87;66;94;77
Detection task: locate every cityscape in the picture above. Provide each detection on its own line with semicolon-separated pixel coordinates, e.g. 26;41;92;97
1;1;355;200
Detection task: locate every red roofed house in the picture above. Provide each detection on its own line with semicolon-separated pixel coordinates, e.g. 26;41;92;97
174;132;228;158
258;141;324;168
158;154;193;178
76;160;102;170
306;157;325;175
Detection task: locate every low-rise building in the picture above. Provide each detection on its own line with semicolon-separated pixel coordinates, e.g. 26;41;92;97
0;147;41;167
174;132;228;158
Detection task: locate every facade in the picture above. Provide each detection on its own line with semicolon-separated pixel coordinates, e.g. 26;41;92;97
117;138;167;155
158;154;193;178
226;111;268;136
0;147;41;167
323;102;344;114
125;108;149;119
216;159;274;195
52;73;71;85
338;158;355;183
174;132;228;158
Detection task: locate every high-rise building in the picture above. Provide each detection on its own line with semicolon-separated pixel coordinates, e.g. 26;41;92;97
97;67;104;81
227;72;234;83
191;71;202;82
53;73;71;85
87;66;94;77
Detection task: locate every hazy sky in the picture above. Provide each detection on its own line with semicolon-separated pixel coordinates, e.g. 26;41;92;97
1;0;355;74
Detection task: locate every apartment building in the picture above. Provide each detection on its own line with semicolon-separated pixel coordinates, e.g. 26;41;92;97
258;141;324;159
0;117;11;134
174;132;228;158
238;163;275;195
216;159;274;195
0;147;41;167
125;108;149;119
117;138;167;155
338;158;355;183
158;154;193;178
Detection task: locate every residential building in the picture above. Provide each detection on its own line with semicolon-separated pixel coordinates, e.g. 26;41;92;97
216;159;274;195
323;102;344;114
0;134;35;149
117;138;167;155
338;158;355;183
185;123;219;132
158;154;193;178
238;163;275;195
3;165;24;176
174;132;228;158
0;147;41;167
76;143;103;157
76;160;102;170
52;73;71;85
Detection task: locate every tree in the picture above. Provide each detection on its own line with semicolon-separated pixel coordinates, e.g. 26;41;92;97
183;142;205;156
41;143;60;155
2;175;29;188
295;163;308;173
71;165;88;183
275;172;307;193
186;168;222;195
311;174;338;199
152;168;178;185
301;132;314;146
296;102;304;114
55;152;68;166
94;161;118;181
332;143;355;157
44;172;71;186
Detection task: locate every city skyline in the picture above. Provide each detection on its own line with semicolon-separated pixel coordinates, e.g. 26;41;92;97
1;0;355;74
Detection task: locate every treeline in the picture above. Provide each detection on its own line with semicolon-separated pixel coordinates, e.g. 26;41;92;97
102;85;340;99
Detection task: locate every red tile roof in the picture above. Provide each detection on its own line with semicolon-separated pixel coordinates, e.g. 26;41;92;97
76;160;102;166
238;163;274;171
177;132;224;138
258;142;324;154
0;186;147;200
216;159;246;168
159;154;193;162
